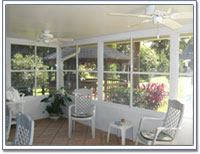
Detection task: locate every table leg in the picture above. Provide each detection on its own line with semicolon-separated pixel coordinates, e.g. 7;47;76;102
117;129;120;138
68;117;72;138
121;129;126;145
107;126;111;143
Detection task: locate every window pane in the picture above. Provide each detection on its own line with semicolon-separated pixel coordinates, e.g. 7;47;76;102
63;72;76;94
62;46;76;70
103;73;130;105
11;44;35;70
179;37;193;73
78;72;97;100
11;72;34;96
36;72;56;95
132;74;169;112
37;46;57;70
133;39;170;72
178;76;193;117
78;44;97;71
104;40;130;72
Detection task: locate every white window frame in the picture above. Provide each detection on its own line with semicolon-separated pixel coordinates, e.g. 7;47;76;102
60;24;193;112
7;38;59;96
6;24;193;112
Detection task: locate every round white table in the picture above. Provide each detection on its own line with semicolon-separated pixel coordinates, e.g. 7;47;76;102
107;121;134;145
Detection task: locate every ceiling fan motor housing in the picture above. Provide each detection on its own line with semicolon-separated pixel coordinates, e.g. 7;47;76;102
40;33;54;39
153;15;163;24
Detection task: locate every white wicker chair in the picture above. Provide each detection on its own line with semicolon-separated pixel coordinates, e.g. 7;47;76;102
6;113;34;146
6;105;12;140
68;89;96;139
136;100;184;145
6;87;25;125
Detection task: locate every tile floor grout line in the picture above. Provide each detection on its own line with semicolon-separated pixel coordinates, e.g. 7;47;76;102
49;118;67;145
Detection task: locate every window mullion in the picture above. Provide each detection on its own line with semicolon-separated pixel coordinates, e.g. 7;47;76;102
130;37;133;108
76;45;79;89
34;45;37;96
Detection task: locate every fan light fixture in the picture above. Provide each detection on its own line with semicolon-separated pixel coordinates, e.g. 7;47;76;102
38;29;74;44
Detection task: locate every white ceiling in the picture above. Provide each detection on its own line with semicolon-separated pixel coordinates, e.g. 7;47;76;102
6;5;193;41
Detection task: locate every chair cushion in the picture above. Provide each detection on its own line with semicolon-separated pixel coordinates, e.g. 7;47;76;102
6;141;14;146
140;130;173;142
71;113;92;118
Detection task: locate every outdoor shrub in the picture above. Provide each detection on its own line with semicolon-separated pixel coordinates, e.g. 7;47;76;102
132;88;149;109
109;82;168;111
107;87;130;105
139;83;168;110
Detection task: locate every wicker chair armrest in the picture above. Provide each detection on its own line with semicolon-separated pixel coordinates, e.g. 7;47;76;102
92;104;96;116
141;117;164;122
152;126;181;144
156;126;181;131
139;117;164;129
137;117;164;137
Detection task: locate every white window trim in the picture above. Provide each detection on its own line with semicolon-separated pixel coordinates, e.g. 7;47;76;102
7;23;193;111
7;39;59;95
60;24;193;111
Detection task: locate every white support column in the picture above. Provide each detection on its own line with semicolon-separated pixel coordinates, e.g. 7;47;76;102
97;41;104;102
76;45;79;89
34;46;37;96
56;46;63;89
6;39;11;89
130;37;133;108
169;32;179;99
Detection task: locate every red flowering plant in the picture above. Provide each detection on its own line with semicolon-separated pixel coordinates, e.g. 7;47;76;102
139;83;168;110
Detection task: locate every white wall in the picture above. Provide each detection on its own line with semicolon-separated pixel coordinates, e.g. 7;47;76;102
22;95;193;145
22;95;49;120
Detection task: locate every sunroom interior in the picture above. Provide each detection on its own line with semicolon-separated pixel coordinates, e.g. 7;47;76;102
4;4;195;147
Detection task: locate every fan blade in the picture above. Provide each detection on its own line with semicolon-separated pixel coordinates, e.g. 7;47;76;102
146;5;155;15
161;19;183;29
128;19;153;28
108;13;152;18
48;38;63;45
170;12;193;19
166;8;172;15
56;38;74;42
142;19;153;23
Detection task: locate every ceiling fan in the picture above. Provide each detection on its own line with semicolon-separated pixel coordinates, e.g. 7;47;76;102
37;29;74;44
108;5;192;29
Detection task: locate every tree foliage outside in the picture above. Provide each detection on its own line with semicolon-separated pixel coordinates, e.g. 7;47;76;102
11;53;49;95
140;45;159;72
179;37;193;73
11;45;56;96
107;40;170;112
150;40;170;72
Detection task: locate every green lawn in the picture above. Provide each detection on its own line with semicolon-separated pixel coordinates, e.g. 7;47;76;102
33;88;50;95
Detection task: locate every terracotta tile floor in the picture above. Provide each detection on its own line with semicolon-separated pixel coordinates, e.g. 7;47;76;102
8;117;141;146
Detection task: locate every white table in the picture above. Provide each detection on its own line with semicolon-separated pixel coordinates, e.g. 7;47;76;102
107;121;134;145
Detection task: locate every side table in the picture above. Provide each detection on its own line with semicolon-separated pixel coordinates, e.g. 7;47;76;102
107;121;134;145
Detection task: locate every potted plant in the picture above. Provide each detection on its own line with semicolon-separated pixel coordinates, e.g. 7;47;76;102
40;87;72;120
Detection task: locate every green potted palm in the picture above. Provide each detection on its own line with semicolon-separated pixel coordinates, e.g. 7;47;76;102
40;87;72;120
